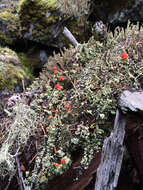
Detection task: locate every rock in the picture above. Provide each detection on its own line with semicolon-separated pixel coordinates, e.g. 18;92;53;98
92;21;107;41
40;50;48;65
0;0;92;47
0;47;33;93
18;0;66;47
108;0;143;25
0;10;21;45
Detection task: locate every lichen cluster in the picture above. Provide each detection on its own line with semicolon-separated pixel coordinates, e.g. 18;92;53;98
59;0;91;22
24;22;143;188
0;22;143;189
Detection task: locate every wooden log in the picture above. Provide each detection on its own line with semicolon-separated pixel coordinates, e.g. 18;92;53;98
94;109;126;190
95;90;143;190
119;90;143;188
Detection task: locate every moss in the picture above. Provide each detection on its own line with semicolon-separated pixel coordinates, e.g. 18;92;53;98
17;53;34;79
0;11;21;45
18;0;60;12
0;48;33;92
18;0;61;44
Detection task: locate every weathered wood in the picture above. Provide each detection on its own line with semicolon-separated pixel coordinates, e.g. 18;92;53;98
119;90;143;188
94;109;126;190
95;90;143;190
63;27;79;48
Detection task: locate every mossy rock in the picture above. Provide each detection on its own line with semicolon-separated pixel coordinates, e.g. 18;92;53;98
18;0;66;47
0;10;21;45
0;47;33;93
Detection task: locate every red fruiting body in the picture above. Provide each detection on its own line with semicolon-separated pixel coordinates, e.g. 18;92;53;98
53;162;59;168
53;66;57;70
58;76;65;81
65;105;72;109
121;52;128;61
61;158;66;165
56;84;62;91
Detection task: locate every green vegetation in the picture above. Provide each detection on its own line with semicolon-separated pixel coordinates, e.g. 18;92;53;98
0;11;21;45
18;0;61;44
0;48;33;92
0;22;143;189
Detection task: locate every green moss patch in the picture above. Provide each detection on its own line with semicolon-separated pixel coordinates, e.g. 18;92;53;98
0;11;21;45
0;48;33;92
18;0;61;44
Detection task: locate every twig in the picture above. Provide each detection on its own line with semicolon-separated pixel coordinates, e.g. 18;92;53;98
4;175;13;190
15;154;26;190
22;79;25;93
63;27;79;48
29;153;38;164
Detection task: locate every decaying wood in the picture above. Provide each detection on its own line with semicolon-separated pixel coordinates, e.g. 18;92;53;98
94;109;126;190
95;90;143;190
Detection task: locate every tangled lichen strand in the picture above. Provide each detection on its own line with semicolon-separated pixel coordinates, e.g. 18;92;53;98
0;103;39;151
0;143;16;178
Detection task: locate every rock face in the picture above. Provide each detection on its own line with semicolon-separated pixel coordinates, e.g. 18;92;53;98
0;0;21;45
108;0;143;25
